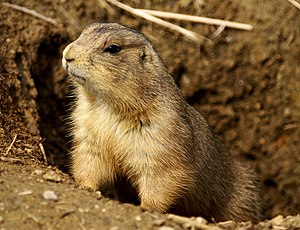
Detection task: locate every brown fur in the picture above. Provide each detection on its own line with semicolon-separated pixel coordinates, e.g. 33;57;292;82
62;22;261;222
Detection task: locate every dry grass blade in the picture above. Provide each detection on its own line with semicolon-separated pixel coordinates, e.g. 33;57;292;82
97;0;115;14
4;134;18;156
287;0;300;10
140;9;253;31
0;156;22;163
210;23;226;40
103;0;212;44
2;2;59;25
39;143;48;164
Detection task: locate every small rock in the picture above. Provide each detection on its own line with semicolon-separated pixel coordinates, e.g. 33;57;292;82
78;207;89;213
159;227;175;230
43;171;62;182
95;191;102;199
0;216;3;224
34;169;43;175
195;217;208;225
153;218;165;226
135;215;142;221
37;179;44;183
42;190;58;201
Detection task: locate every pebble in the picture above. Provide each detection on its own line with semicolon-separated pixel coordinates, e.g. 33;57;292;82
42;190;58;201
34;169;43;175
78;207;89;213
153;218;165;226
195;216;208;225
135;215;142;221
43;171;62;182
95;191;102;199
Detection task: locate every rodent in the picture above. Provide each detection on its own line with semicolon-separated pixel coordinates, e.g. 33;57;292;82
62;22;261;222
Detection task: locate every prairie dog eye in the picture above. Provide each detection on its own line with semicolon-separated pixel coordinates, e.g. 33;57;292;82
104;45;122;54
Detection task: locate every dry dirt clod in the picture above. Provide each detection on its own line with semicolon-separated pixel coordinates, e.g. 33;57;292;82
271;215;284;226
34;169;43;175
195;217;208;225
236;221;253;229
43;171;62;182
153;218;166;226
42;190;58;201
217;220;236;228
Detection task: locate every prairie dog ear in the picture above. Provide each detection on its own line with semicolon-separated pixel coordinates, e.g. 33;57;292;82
140;45;151;62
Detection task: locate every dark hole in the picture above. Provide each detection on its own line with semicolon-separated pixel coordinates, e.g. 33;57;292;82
31;35;72;172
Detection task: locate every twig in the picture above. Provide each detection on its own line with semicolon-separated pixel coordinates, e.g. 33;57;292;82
284;123;298;130
4;134;17;156
39;142;48;164
2;2;59;25
139;9;253;31
287;0;300;10
0;156;22;163
103;0;212;44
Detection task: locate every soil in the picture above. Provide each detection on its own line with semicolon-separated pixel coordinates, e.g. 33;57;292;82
0;0;300;229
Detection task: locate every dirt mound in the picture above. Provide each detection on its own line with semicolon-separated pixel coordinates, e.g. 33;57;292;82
0;0;299;229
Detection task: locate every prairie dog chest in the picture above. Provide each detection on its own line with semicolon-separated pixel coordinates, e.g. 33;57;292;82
73;94;167;167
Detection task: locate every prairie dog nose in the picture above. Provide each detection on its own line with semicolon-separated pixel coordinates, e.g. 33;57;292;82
62;43;76;62
62;43;78;70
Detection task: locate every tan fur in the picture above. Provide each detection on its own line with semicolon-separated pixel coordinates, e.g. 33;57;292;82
62;22;261;222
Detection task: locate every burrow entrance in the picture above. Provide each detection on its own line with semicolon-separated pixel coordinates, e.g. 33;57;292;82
31;35;72;172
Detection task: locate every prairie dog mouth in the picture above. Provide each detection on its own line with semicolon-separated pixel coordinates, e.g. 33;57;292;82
68;70;86;83
64;64;86;83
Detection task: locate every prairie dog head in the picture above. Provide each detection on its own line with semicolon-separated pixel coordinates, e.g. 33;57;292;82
62;22;166;106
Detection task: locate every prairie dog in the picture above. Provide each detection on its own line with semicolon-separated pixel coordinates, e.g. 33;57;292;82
62;22;261;222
